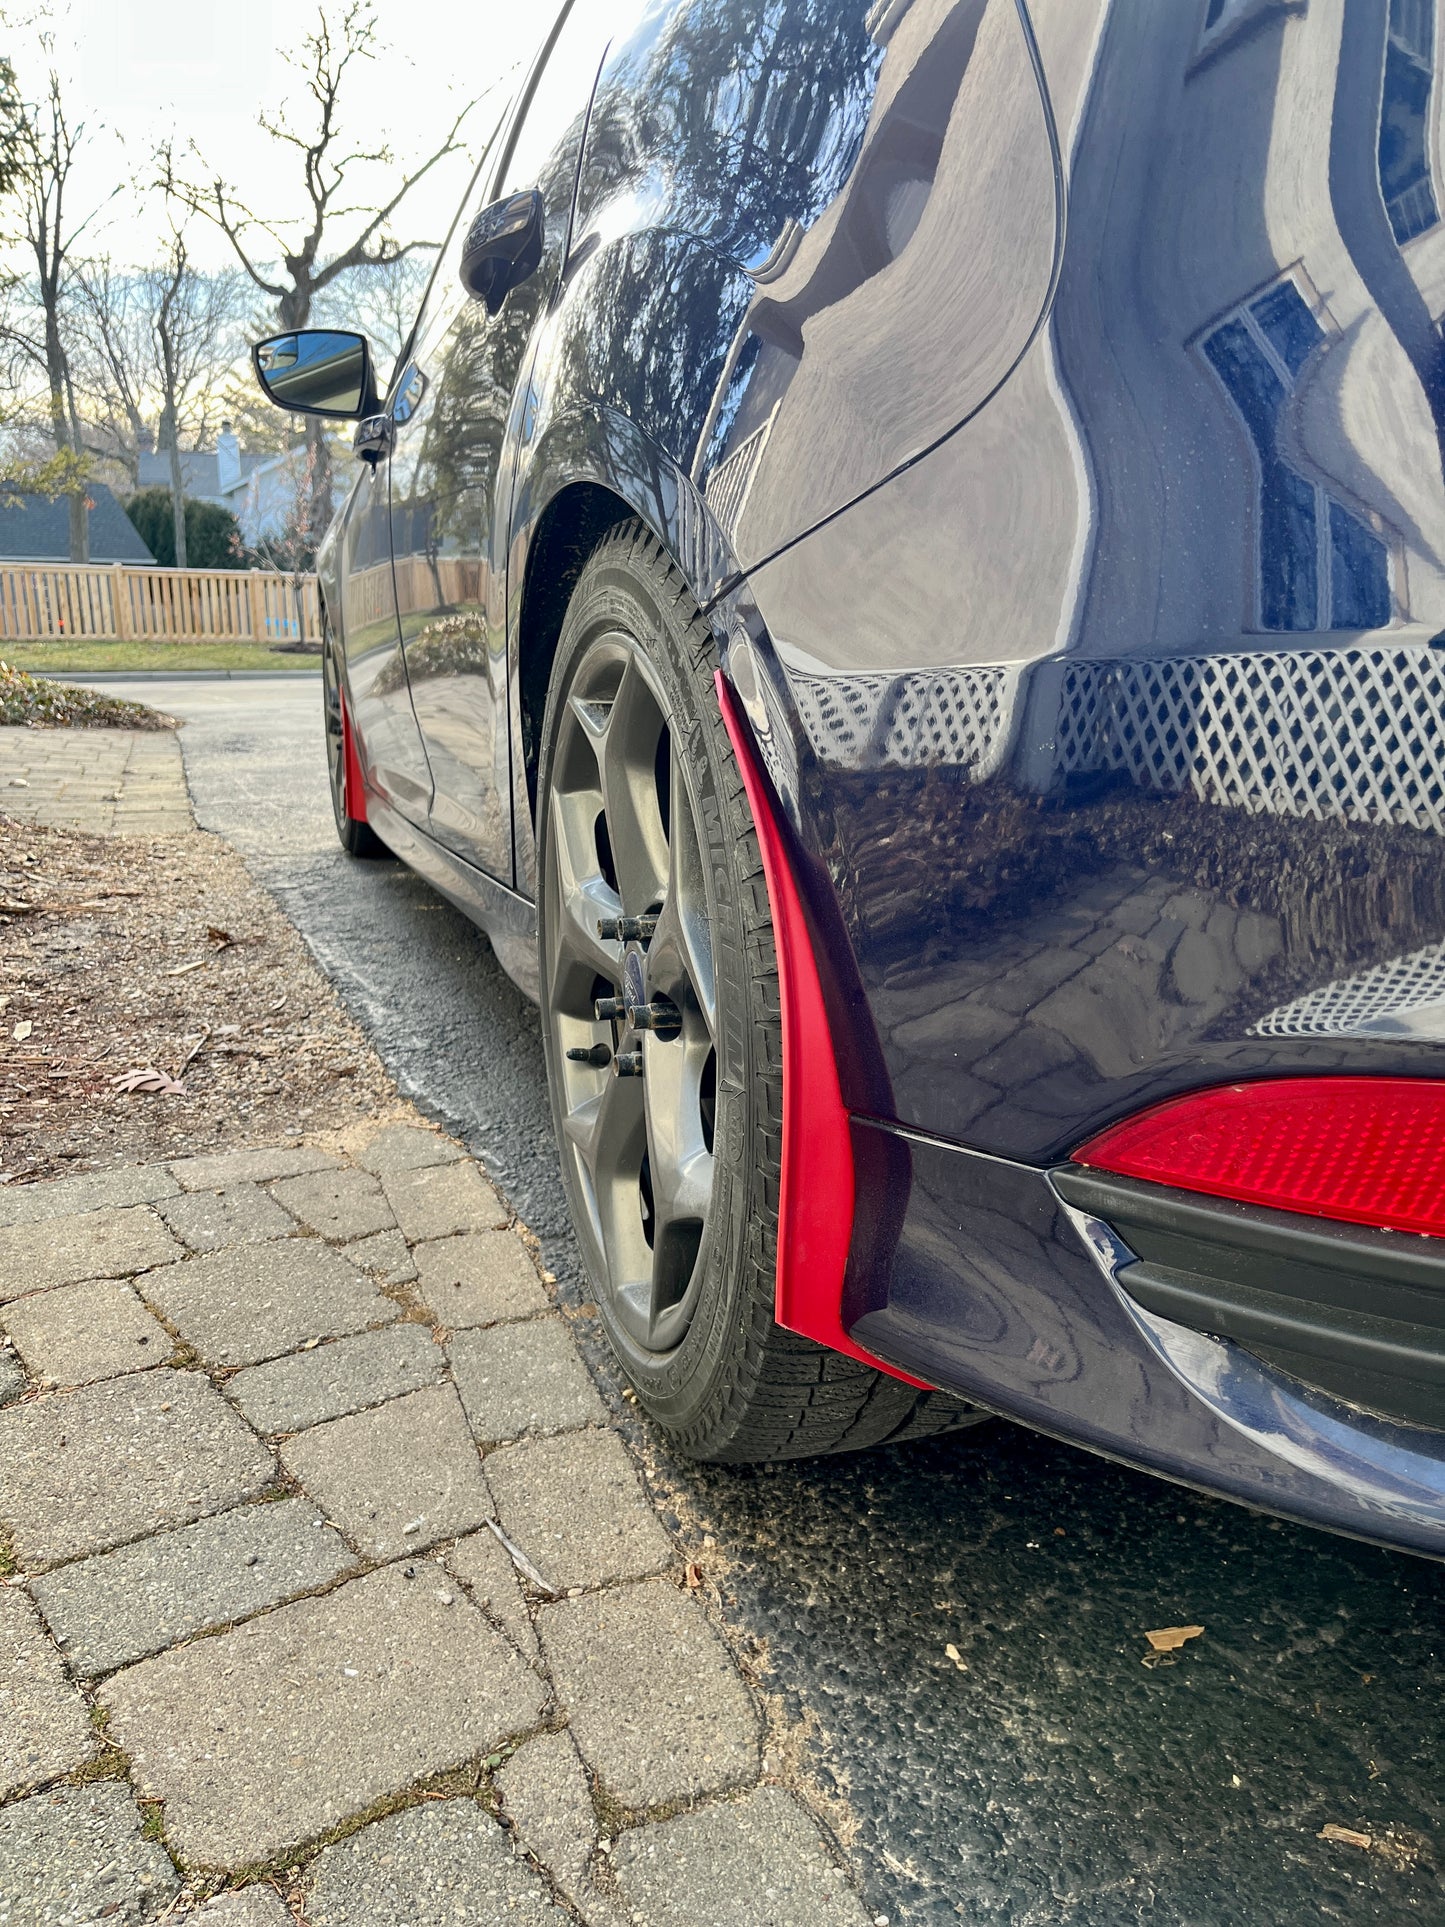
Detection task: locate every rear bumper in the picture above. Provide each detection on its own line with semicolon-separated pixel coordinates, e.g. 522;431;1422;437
845;1118;1445;1559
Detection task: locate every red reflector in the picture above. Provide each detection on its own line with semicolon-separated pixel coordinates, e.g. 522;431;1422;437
1073;1078;1445;1239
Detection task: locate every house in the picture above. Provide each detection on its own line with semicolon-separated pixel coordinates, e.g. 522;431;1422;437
137;424;350;548
0;483;156;564
136;424;268;521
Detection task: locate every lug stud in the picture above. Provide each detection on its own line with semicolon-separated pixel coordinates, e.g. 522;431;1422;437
565;1042;612;1067
596;915;659;943
629;998;681;1036
594;995;625;1021
613;1050;644;1077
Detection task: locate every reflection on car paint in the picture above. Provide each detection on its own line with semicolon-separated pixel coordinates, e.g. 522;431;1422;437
721;0;1445;1168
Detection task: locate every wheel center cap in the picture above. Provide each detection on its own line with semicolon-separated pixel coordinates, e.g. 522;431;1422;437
622;950;646;1016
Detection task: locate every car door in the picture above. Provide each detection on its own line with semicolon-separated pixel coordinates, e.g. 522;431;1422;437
388;0;616;880
339;445;432;818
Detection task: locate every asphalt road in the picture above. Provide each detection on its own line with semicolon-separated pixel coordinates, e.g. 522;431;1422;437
95;678;1444;1926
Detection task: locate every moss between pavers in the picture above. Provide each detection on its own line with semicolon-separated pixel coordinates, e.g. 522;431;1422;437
204;1742;542;1886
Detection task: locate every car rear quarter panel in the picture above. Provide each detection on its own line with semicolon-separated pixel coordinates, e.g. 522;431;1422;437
729;0;1445;1166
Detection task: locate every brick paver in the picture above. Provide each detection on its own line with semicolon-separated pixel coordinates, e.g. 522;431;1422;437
0;1782;178;1922
0;1162;178;1230
158;1182;295;1253
612;1788;874;1926
486;1429;672;1591
450;1316;606;1443
304;1800;567;1925
0;1586;97;1798
540;1579;759;1808
139;1239;398;1367
269;1167;395;1242
380;1160;508;1241
413;1230;548;1328
102;1562;546;1865
281;1382;492;1559
446;1526;540;1657
0;1203;183;1302
227;1323;442;1435
0;1367;273;1565
2;1276;171;1385
32;1497;357;1677
0;1118;837;1922
0;725;191;834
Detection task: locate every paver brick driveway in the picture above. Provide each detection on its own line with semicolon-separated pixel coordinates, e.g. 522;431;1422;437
0;1123;871;1925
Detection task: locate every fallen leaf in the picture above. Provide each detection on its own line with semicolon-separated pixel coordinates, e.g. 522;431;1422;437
1319;1824;1372;1850
684;1562;704;1589
944;1643;968;1671
12;1020;33;1042
1144;1625;1204;1652
111;1067;186;1096
206;925;235;949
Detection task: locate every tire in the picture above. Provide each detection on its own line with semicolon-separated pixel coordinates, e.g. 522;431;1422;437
323;630;385;859
536;521;980;1462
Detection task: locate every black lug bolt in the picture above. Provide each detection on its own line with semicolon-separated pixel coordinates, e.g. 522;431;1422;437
565;1042;612;1067
594;995;625;1021
613;1050;644;1077
629;998;681;1036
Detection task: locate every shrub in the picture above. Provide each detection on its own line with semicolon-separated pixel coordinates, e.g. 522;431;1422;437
124;488;247;569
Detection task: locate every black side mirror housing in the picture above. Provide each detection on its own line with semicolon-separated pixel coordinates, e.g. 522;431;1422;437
459;190;545;314
252;330;377;419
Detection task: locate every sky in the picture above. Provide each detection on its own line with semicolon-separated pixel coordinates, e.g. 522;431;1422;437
5;0;545;272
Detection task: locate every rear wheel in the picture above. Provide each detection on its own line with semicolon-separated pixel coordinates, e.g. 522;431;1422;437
323;631;384;858
536;521;978;1461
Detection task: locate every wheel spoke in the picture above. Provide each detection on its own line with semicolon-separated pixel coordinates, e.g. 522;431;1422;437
562;1067;641;1181
597;655;669;913
649;744;717;1038
548;792;622;998
642;1032;714;1331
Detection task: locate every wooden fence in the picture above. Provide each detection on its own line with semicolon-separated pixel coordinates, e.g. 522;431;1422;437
0;563;321;644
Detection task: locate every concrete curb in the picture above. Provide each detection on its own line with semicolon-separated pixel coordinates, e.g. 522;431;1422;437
42;669;322;683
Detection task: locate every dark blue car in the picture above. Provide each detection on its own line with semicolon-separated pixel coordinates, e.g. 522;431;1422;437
254;0;1445;1561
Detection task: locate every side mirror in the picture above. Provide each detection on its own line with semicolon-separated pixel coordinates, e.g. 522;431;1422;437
459;190;545;314
252;330;375;419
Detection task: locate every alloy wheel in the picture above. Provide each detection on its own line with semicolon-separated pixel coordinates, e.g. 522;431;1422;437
542;632;719;1353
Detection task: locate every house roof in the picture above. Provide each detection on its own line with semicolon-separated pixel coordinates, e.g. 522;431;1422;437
0;484;156;564
136;449;269;500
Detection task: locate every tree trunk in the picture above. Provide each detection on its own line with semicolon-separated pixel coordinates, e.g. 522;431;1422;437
43;308;87;564
67;489;89;566
165;424;188;571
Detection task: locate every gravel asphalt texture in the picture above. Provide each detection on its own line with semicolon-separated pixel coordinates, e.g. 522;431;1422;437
82;675;1443;1927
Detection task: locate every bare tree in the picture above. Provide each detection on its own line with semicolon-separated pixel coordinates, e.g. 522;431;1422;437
69;258;152;485
162;1;474;538
150;235;242;568
0;67;117;560
319;246;437;381
71;250;244;520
